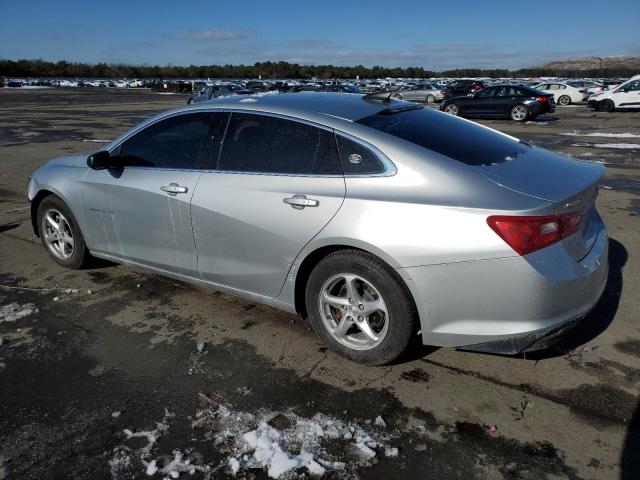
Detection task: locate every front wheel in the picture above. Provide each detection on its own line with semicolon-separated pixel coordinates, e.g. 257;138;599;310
598;100;615;112
510;104;529;122
444;104;459;115
37;195;90;269
558;95;571;106
393;93;403;100
305;250;417;365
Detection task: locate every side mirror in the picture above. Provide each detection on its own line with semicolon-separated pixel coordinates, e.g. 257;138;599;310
87;150;119;170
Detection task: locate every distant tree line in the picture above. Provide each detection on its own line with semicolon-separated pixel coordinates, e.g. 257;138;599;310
0;59;636;79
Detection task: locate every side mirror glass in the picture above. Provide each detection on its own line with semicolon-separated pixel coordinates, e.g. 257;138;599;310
87;150;119;170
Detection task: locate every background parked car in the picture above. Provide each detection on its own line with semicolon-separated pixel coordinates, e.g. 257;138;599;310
566;80;605;95
533;82;587;105
393;82;444;103
588;74;640;112
440;85;555;121
245;80;270;93
187;83;251;104
443;79;485;98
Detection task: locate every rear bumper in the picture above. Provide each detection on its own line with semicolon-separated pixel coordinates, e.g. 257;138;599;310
398;217;609;351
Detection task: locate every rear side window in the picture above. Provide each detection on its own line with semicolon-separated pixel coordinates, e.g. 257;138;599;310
357;107;529;166
336;135;384;175
119;112;212;169
218;113;341;175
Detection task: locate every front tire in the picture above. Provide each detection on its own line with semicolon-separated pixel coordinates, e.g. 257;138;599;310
393;94;403;100
510;104;529;122
558;95;571;106
37;195;90;269
444;104;459;116
598;100;615;112
305;250;417;365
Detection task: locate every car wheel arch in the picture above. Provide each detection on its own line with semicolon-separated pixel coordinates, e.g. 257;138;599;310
30;189;56;236
292;243;411;319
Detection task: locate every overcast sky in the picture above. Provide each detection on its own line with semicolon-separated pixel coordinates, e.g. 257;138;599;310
1;0;638;69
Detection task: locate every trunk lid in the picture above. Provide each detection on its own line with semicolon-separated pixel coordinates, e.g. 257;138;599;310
475;146;604;261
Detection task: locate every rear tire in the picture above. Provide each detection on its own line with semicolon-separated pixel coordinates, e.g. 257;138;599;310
393;94;403;100
426;94;436;103
558;95;571;106
598;100;615;112
510;104;529;122
305;250;417;365
37;195;90;269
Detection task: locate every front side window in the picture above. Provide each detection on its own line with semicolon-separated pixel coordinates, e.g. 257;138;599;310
622;80;640;92
218;113;341;175
119;113;213;169
476;87;497;98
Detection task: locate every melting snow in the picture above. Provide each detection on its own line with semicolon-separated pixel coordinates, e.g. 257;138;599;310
82;139;112;143
191;403;397;478
112;402;398;479
562;132;640;138
0;302;36;322
571;143;640;150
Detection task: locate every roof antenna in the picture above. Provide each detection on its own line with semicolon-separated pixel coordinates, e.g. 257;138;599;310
363;90;393;103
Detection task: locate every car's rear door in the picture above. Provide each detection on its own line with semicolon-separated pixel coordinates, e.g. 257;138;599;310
191;112;346;297
82;112;217;275
492;86;520;116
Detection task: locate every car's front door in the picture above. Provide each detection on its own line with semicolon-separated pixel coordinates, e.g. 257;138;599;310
82;112;217;275
465;87;497;116
191;112;346;297
614;79;640;108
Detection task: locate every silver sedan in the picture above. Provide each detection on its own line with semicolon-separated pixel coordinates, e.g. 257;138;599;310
393;83;444;103
27;92;608;365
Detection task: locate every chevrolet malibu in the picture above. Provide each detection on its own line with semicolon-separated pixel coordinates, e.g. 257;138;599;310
27;92;608;365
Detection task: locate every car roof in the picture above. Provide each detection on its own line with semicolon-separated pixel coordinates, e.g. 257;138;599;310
182;92;415;122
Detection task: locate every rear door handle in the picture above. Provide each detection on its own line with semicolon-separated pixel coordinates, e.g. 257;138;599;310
283;194;319;209
161;183;188;195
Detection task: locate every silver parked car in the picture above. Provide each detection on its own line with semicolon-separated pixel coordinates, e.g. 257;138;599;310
393;82;444;103
27;92;608;365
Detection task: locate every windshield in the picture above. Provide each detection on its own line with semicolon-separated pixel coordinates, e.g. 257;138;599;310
357;107;529;166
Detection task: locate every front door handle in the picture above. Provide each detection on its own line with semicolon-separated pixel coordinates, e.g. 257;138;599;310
283;194;319;209
161;183;188;195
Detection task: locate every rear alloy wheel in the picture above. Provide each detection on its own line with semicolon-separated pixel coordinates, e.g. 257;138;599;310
305;250;417;365
426;94;436;103
393;94;403;100
510;104;529;122
598;100;615;113
444;104;459;116
558;95;571;106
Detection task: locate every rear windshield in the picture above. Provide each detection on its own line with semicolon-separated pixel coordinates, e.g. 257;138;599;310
356;107;529;166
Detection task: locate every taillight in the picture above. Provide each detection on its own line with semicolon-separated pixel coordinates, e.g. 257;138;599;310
440;90;446;95
579;89;586;93
535;96;549;103
487;212;584;255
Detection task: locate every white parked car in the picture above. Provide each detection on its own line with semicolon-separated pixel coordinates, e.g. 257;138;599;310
566;80;605;95
588;74;640;112
533;82;588;105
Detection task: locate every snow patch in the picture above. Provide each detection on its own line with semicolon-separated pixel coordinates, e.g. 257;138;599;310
82;139;112;143
571;143;640;149
191;403;397;478
562;131;640;139
0;302;36;323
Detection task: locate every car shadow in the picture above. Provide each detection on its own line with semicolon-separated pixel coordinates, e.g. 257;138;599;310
530;115;559;122
622;400;640;480
0;222;20;234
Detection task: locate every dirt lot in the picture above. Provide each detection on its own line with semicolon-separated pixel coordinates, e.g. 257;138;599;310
0;88;638;480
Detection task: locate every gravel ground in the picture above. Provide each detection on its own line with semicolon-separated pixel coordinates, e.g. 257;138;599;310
0;88;638;480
